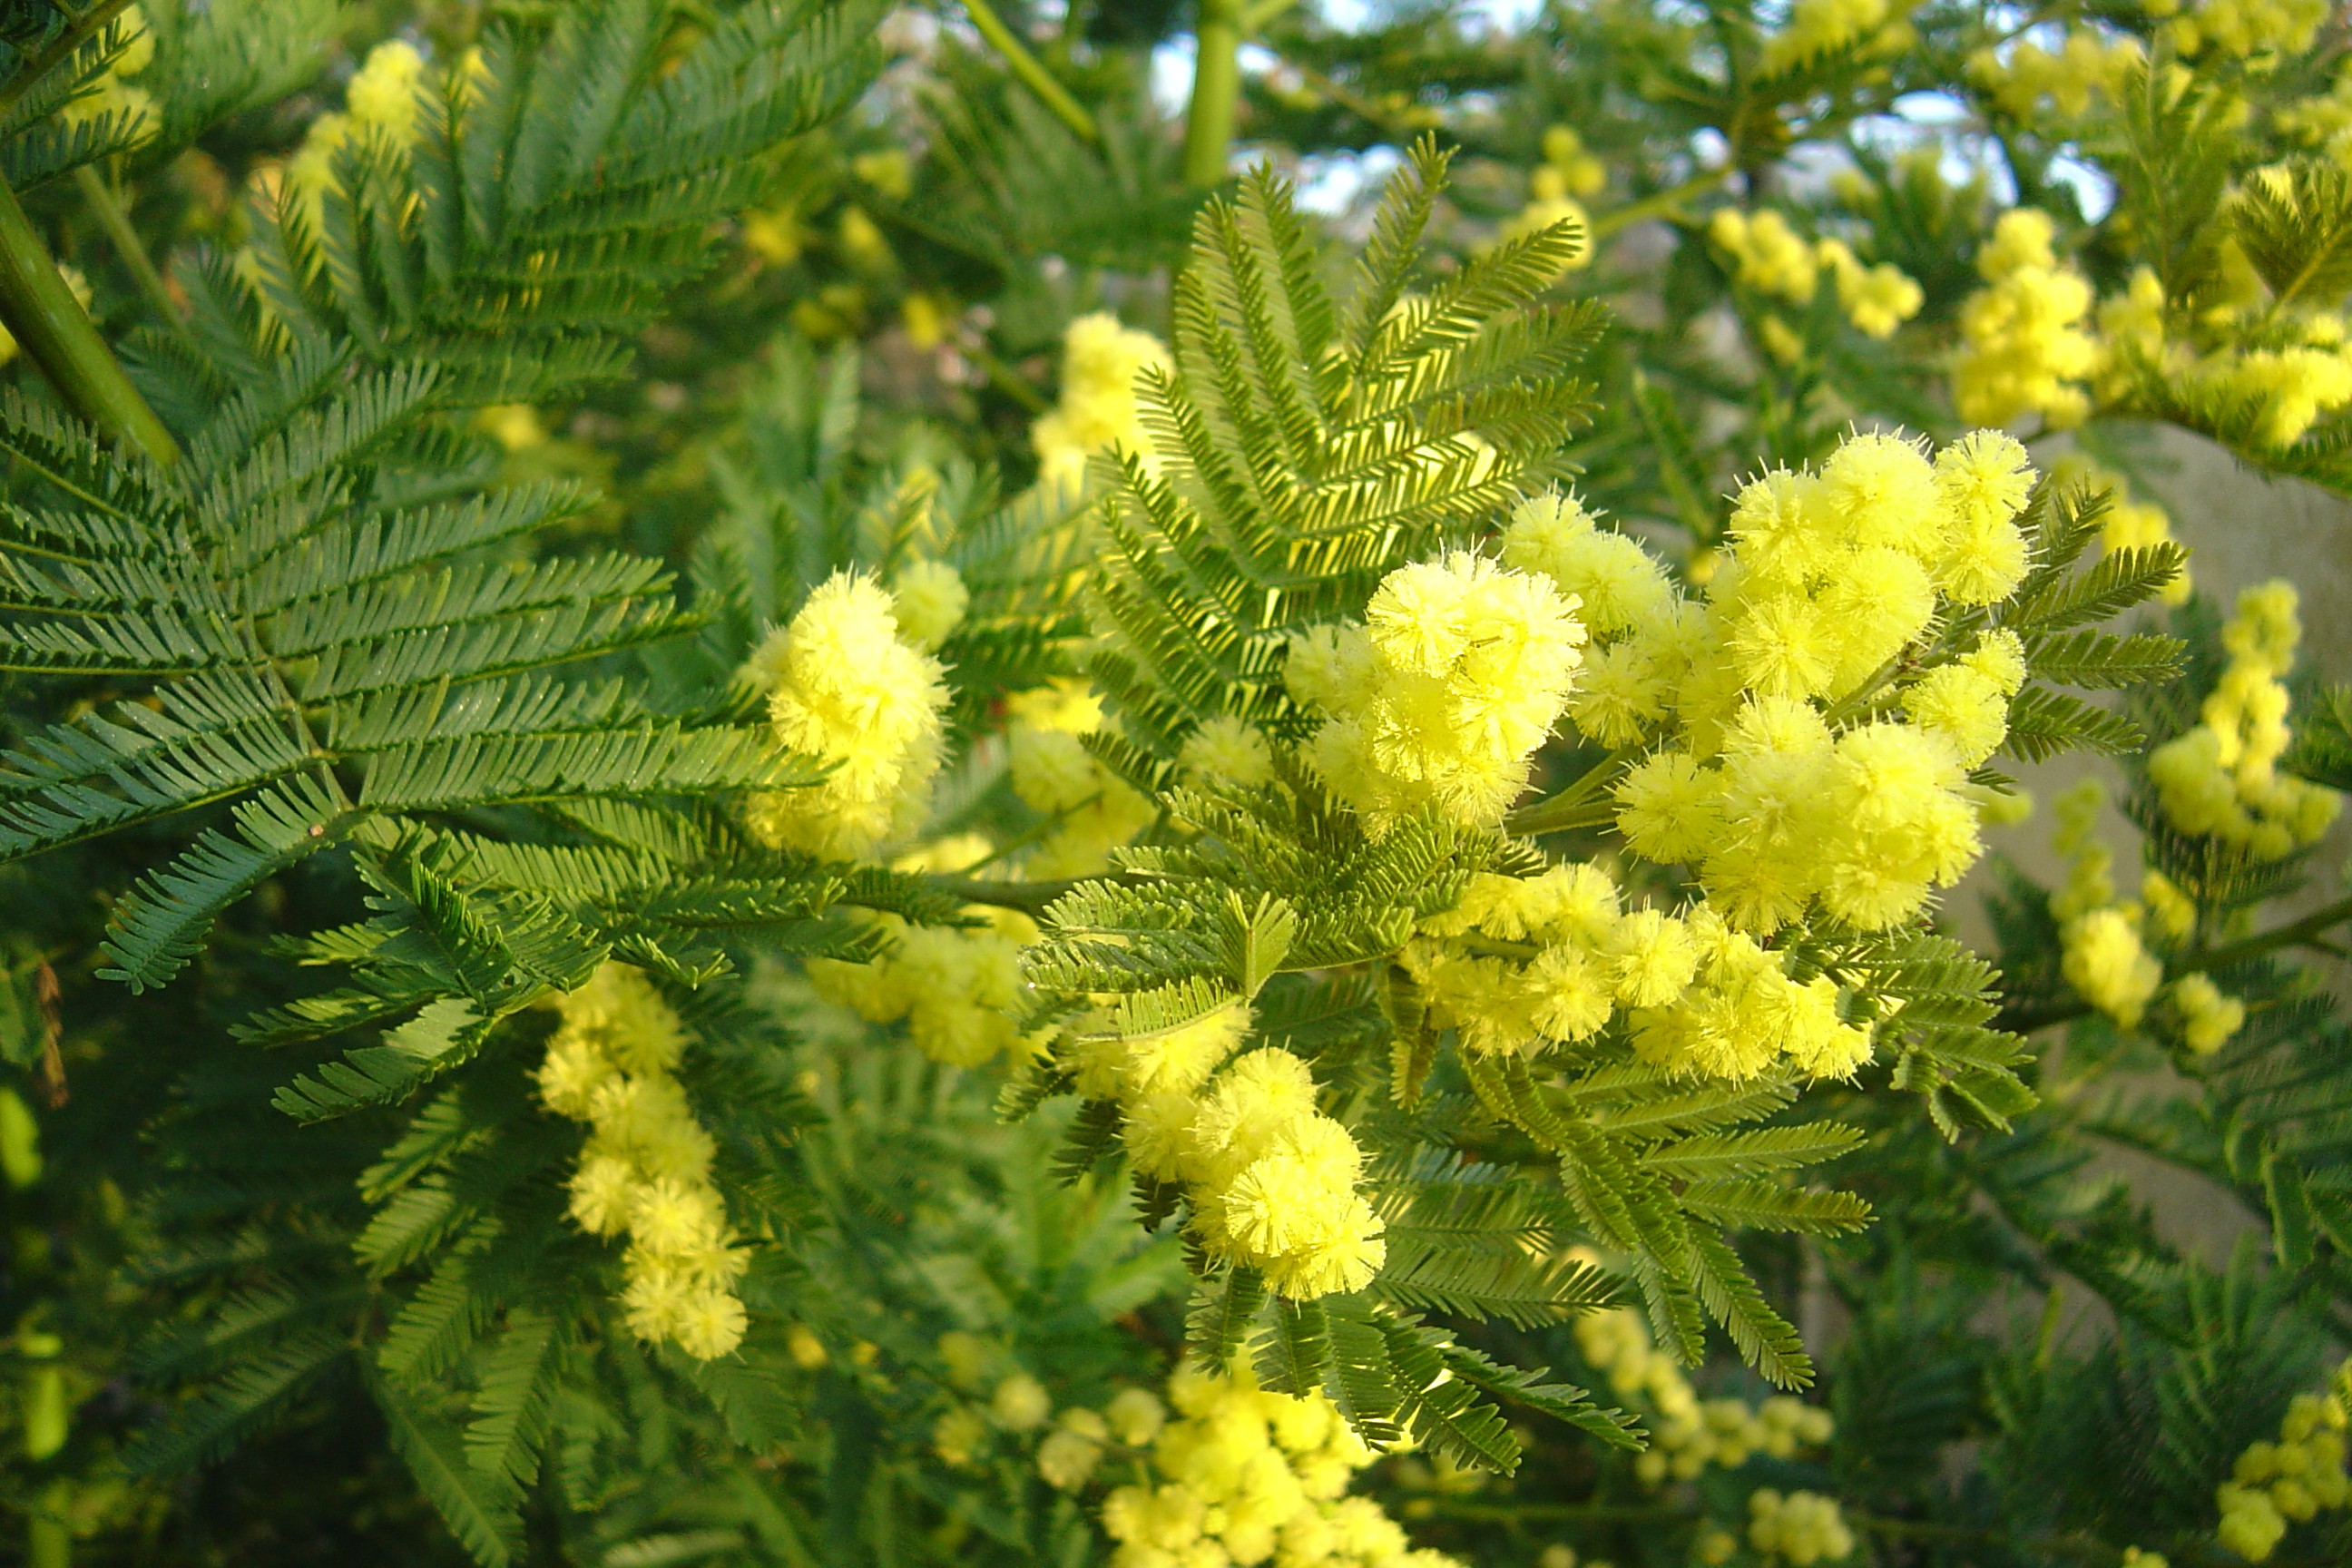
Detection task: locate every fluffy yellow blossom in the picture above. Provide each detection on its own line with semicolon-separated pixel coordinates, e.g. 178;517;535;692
1033;313;1171;490
2215;1366;2352;1560
2165;0;2328;60
2055;456;2193;607
1955;210;2099;428
1410;861;1872;1083
2064;906;2162;1029
807;896;1038;1067
1482;432;2030;942
1543;124;1605;197
1006;680;1157;876
2207;331;2352;448
1181;714;1277;788
1758;0;1908;73
2142;868;2198;941
2171;972;2247;1054
2049;780;2164;1030
1709;210;1817;305
1296;550;1584;833
935;1406;989;1466
1099;1363;1462;1568
1748;1490;1856;1565
279;40;436;230
1576;1306;1832;1485
888;558;968;651
1903;631;2026;766
539;965;747;1359
1073;1007;1386;1299
743;570;951;857
2148;582;2341;858
993;1372;1054;1431
1816;239;1924;339
1106;1387;1169;1447
346;37;427;142
1038;1412;1109;1490
1970;29;2142;120
1494;152;1594;277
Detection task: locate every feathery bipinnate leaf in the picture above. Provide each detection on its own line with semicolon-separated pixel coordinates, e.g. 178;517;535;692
0;3;887;993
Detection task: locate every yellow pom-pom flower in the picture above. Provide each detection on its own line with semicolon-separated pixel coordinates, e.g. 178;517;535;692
1298;550;1584;833
539;964;747;1360
744;570;951;858
1033;313;1171;490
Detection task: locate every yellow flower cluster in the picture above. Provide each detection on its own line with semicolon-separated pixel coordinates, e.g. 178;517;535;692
282;41;429;227
2048;784;2247;1053
2052;456;2192;607
1007;680;1157;876
1817;240;1926;340
2203;319;2352;449
60;4;156;144
2148;582;2341;859
1401;862;1875;1083
1708;211;1923;341
2216;1370;2352;1561
808;910;1037;1066
1969;29;2142;120
888;557;969;652
1181;715;1279;789
1955;210;2099;428
1710;210;1818;304
2150;0;2328;60
1494;127;1601;276
1539;433;2032;938
2171;971;2247;1055
1099;1364;1463;1568
537;964;748;1360
1071;1014;1386;1298
1747;1490;1856;1565
1034;313;1171;490
1290;550;1585;834
1757;0;1909;73
2279;59;2352;167
742;570;951;858
2095;248;2352;450
932;1337;1174;1484
808;835;1047;1067
2050;779;2163;1030
1575;1308;1834;1485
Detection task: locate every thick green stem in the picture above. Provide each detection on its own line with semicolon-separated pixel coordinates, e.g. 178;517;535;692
1182;0;1244;187
74;165;183;338
962;0;1099;144
0;172;175;463
1503;744;1640;836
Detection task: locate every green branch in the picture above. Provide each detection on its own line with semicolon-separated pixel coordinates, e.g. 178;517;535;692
961;0;1099;145
1504;745;1640;837
74;165;185;339
923;869;1155;916
0;170;176;463
1588;168;1730;240
1183;0;1243;187
0;0;136;126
